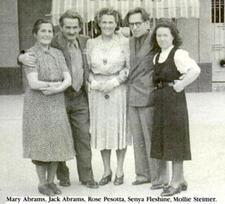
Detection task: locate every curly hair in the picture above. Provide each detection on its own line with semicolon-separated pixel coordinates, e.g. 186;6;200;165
150;18;182;52
95;8;122;32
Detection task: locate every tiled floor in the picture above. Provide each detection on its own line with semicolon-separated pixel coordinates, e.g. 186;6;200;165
0;93;225;203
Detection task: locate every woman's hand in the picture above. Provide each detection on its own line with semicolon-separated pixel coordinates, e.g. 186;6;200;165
173;80;184;92
118;69;129;82
101;78;120;93
40;82;63;95
40;86;61;95
89;78;119;93
90;80;104;91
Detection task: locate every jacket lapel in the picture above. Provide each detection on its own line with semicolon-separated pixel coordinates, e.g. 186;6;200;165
77;36;89;87
56;33;72;72
77;36;87;66
129;37;136;71
136;32;151;61
130;32;152;72
77;36;85;51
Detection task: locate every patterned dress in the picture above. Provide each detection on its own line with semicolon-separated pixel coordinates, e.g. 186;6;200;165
23;43;75;162
86;34;131;150
151;46;193;161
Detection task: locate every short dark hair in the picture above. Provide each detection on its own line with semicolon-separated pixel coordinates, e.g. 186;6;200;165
95;8;122;31
150;18;182;52
32;19;54;35
59;9;83;28
220;59;225;67
124;7;150;25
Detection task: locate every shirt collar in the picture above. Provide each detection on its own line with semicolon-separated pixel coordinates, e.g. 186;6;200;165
67;38;79;48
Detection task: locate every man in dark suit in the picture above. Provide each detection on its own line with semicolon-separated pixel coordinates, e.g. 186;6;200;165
125;8;168;189
18;9;98;189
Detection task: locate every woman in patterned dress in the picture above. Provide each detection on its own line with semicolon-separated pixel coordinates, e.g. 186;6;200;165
86;8;130;186
22;19;74;196
150;19;200;196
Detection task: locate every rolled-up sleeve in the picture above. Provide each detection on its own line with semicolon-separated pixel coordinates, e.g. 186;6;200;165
23;64;38;76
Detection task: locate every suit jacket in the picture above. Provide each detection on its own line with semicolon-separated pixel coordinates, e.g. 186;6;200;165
51;32;89;95
127;32;155;107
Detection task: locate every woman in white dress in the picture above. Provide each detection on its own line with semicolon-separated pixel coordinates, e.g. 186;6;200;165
86;8;130;186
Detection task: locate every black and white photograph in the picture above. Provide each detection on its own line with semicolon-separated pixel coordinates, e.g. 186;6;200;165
0;0;225;203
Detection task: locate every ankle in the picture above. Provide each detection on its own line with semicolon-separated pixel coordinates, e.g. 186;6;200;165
115;172;124;178
115;168;124;177
38;182;48;186
103;170;112;177
169;180;183;188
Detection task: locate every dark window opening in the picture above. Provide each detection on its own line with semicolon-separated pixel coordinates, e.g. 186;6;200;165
212;0;225;23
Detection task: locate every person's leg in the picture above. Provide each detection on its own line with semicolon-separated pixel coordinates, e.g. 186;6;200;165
128;106;151;184
47;162;61;195
101;149;112;177
56;162;70;186
35;162;54;196
161;160;187;196
68;93;97;188
36;164;48;186
99;149;112;185
170;160;186;188
113;148;126;185
70;94;93;181
47;162;58;184
138;107;169;186
115;148;126;177
56;96;71;186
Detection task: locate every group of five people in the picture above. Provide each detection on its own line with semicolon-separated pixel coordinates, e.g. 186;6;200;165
19;7;200;197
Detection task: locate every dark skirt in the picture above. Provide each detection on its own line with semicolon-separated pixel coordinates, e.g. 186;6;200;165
151;86;191;161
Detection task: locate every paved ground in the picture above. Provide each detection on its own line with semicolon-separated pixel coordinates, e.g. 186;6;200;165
0;93;225;203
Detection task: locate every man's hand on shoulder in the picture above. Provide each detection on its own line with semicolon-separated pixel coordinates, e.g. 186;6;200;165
18;52;36;67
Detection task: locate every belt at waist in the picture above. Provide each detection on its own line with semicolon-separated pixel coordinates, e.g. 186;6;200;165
91;71;120;78
154;81;174;89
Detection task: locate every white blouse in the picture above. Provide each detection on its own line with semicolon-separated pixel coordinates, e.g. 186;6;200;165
153;45;200;75
86;34;129;75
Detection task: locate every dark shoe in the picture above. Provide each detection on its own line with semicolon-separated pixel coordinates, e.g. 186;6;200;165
114;175;124;186
161;185;182;197
132;180;151;185
82;180;99;189
59;178;71;187
180;181;188;191
38;184;55;196
163;181;188;191
99;173;112;186
48;183;62;195
151;183;168;190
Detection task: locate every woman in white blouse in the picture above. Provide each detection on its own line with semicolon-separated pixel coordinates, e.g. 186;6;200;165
150;19;200;196
86;8;130;186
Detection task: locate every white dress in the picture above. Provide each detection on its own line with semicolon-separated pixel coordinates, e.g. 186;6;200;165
86;34;131;150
